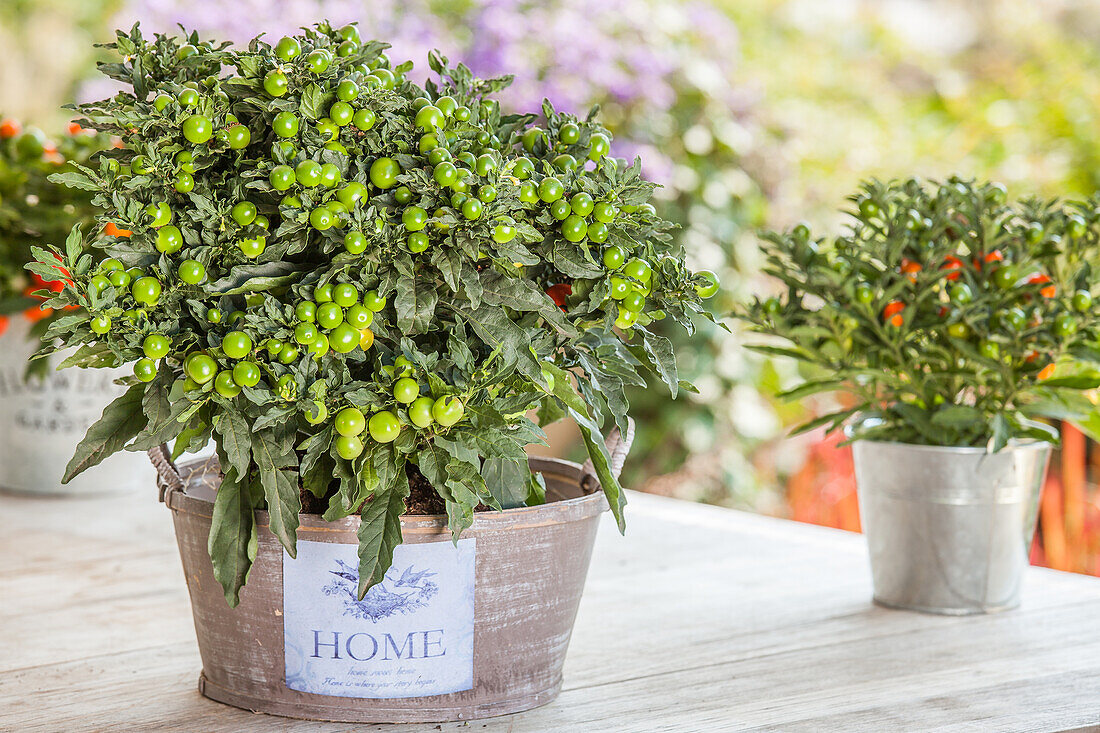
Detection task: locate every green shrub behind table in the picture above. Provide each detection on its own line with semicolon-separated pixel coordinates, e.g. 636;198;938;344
738;178;1100;449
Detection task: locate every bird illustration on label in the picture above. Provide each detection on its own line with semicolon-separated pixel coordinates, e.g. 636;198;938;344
323;559;440;622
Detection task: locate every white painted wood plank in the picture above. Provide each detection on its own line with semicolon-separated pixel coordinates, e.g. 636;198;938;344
2;490;1099;732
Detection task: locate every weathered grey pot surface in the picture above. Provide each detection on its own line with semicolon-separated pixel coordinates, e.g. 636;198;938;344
0;318;154;495
852;439;1050;615
162;454;608;723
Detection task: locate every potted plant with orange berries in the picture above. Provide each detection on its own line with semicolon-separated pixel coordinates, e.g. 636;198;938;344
33;22;717;722
738;177;1100;615
0;116;153;495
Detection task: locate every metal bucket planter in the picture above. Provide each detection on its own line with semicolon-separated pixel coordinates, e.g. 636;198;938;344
852;439;1050;615
0;318;154;495
149;423;630;724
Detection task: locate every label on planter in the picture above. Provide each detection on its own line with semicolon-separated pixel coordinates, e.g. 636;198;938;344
283;538;476;699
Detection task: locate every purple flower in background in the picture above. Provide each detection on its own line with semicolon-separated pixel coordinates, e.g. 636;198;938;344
107;0;747;188
112;0;452;81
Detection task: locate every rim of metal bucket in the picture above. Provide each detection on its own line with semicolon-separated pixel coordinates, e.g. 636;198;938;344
147;418;633;529
843;421;1052;456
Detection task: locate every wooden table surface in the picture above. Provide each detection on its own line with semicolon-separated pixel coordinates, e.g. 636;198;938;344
3;488;1100;732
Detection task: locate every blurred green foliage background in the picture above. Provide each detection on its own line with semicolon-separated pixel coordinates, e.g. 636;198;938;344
3;0;1099;514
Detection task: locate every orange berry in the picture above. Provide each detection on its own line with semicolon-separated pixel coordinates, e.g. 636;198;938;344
1038;363;1056;380
358;328;374;350
0;118;20;138
941;256;964;281
1025;273;1056;298
104;222;132;238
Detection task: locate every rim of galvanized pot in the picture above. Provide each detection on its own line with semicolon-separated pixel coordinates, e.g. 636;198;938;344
843;421;1052;456
164;453;609;529
152;419;632;526
849;437;1051;456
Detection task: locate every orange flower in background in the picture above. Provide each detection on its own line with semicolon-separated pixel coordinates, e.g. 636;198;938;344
23;306;53;322
22;285;53;322
0;118;20;138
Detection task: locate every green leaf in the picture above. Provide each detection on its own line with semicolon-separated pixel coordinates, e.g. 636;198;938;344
1068;411;1100;444
1038;374;1100;389
744;344;811;361
395;272;438;334
789;406;859;437
298;83;329;120
542;362;627;532
450;303;540;380
128;377;191;451
432;247;463;291
56;342;119;370
989;413;1010;453
930;405;983;428
209;262;304;294
777;378;845;401
442;454;487;536
48;171;100;192
479;270;578;336
207;467;257;608
64;225;84;263
214;409;251;479
551;239;603;278
63;383;147;483
640;329;678;398
483;455;529;509
252;427;300;557
356;474;411;599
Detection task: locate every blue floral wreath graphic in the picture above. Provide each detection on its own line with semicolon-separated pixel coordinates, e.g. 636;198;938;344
323;559;439;622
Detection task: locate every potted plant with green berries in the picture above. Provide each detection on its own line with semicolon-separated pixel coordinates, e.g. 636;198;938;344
738;177;1100;615
35;22;718;722
0;116;156;495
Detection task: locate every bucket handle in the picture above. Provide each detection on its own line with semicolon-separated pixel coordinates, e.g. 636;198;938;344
148;445;184;503
149;414;635;502
579;417;635;493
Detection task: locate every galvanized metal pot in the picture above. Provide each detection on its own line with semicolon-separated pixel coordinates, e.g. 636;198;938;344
0;318;153;495
852;439;1050;615
149;423;630;724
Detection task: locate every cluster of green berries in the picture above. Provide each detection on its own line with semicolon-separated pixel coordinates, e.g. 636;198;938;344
290;281;382;357
325;355;466;459
74;21;721;471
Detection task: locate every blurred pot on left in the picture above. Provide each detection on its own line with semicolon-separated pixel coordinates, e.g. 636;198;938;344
0;315;153;495
0;118;150;495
